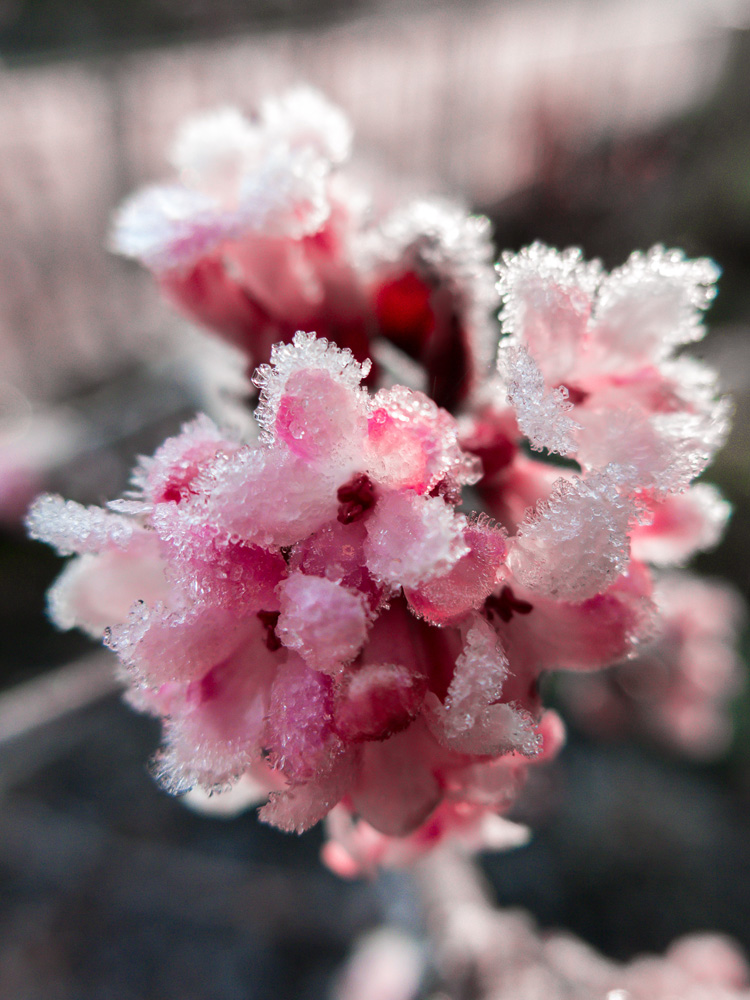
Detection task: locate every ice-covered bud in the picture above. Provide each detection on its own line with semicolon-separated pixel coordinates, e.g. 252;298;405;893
253;330;370;460
132;413;241;506
262;655;342;782
364;198;499;409
405;517;506;626
366;384;482;494
333;662;427;742
363;490;469;589
47;536;168;637
425;614;540;757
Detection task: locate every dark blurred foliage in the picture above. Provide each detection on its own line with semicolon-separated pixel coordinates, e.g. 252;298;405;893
0;0;366;62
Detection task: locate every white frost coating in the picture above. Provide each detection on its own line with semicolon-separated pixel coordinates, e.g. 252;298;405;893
443;631;541;758
575;404;667;489
650;402;731;495
593;245;720;363
572;358;729;494
237;144;330;239
503;345;580;456
253;331;371;444
446;616;507;721
110;184;226;271
204;445;338;549
170;106;258;180
428;616;540;757
364;491;469;589
509;472;633;603
26;494;137;556
654;356;731;483
276;573;370;673
496;242;602;382
131;412;237;498
259;86;353;165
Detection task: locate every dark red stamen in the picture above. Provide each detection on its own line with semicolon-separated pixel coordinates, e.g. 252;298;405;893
257;610;282;651
559;384;589;406
429;478;462;505
337;473;376;524
486;586;534;623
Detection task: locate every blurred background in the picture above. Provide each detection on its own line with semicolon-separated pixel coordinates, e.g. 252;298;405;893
2;1;750;997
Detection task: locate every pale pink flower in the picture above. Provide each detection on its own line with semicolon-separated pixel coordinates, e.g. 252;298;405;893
414;850;750;1000
495;242;729;496
111;91;498;409
332;928;425;1000
559;573;745;758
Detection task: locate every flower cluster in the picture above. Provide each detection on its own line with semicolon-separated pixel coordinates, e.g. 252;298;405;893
27;88;739;874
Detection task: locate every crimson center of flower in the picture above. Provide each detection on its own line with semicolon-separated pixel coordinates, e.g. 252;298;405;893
336;473;376;524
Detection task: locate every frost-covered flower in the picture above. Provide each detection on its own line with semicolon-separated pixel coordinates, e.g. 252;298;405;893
111;89;498;409
28;330;656;856
495;243;729;496
28;86;740;873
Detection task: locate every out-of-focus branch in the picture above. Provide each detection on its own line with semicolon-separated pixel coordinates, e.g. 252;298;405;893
0;651;118;747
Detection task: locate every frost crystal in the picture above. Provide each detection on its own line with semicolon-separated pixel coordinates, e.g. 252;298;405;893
30;87;740;875
496;241;728;493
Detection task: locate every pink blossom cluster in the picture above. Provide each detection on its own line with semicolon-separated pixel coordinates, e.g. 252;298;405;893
27;88;739;873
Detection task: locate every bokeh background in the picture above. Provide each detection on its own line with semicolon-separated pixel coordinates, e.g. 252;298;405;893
2;1;750;997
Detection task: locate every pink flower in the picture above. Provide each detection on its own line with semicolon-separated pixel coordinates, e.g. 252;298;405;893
495;242;728;496
110;90;498;409
28;328;659;856
412;850;750;999
559;572;745;758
